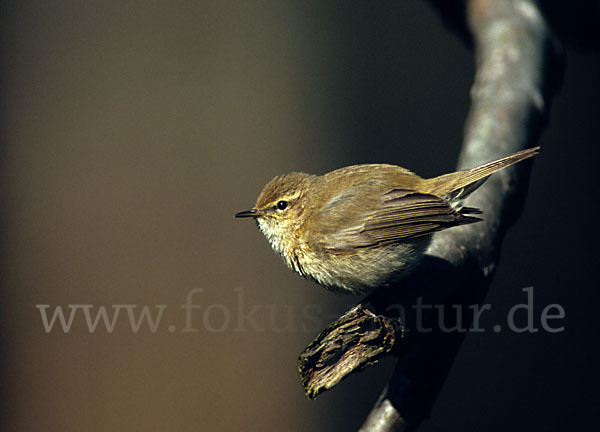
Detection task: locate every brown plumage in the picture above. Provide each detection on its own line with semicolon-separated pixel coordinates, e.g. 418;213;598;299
236;147;539;295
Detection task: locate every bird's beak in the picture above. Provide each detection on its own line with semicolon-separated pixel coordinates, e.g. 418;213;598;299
234;208;261;218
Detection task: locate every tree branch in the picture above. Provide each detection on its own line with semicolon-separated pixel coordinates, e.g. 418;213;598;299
360;0;562;430
296;0;563;430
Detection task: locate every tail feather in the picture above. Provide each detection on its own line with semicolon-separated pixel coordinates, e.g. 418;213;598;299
459;206;483;215
424;146;540;199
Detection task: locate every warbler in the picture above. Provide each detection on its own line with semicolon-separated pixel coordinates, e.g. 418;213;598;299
236;147;538;295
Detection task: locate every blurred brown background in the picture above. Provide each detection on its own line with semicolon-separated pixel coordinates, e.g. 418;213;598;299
1;1;598;431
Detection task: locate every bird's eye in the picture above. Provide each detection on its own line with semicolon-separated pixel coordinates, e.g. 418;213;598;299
276;200;288;211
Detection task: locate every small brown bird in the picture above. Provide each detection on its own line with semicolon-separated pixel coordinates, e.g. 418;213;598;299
236;147;539;295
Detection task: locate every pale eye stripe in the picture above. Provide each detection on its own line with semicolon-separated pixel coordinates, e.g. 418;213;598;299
271;190;302;207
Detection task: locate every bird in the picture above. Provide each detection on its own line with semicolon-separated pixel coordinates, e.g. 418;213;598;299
236;147;539;295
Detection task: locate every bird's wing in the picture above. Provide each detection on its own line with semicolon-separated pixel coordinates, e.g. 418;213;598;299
316;188;481;254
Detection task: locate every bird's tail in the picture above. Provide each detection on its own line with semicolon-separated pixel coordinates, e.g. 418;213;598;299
424;146;540;202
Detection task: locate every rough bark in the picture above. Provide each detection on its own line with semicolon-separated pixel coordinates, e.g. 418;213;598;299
297;1;563;430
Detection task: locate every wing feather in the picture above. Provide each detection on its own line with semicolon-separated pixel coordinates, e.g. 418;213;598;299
318;188;481;253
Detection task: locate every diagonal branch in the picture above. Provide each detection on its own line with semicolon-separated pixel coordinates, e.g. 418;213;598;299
296;0;563;430
358;0;563;430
